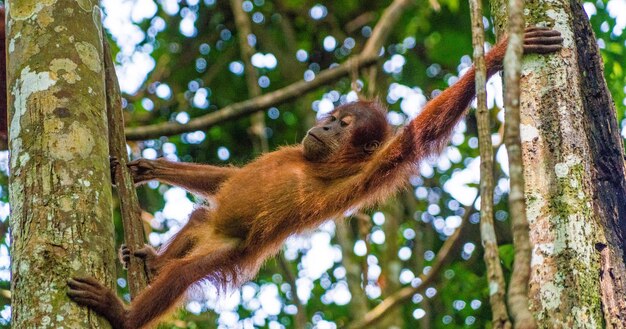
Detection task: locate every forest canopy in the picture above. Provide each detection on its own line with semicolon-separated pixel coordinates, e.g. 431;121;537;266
2;0;626;328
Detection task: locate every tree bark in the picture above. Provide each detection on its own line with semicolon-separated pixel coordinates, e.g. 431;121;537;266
378;200;404;329
501;0;536;327
469;0;512;327
103;33;150;296
490;0;626;327
7;1;116;327
335;220;369;320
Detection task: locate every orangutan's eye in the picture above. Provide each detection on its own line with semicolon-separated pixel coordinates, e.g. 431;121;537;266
364;141;380;153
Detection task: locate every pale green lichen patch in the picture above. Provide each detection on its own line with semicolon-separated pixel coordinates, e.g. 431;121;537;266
571;306;600;328
540;281;563;310
489;281;499;296
10;138;23;170
75;0;93;12
11;66;57;140
8;32;21;53
520;124;539;142
531;243;554;267
46;121;95;161
58;196;74;212
18;259;30;276
545;8;575;49
49;58;80;84
10;0;56;20
525;192;544;224
554;154;582;179
75;42;102;73
18;153;30;168
480;222;496;240
36;7;55;28
554;162;569;178
93;6;103;37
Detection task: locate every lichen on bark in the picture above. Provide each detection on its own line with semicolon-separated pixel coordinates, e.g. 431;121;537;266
8;0;116;328
490;0;626;327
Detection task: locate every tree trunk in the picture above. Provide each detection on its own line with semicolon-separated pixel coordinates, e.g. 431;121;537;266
7;1;116;327
378;198;404;329
490;0;626;327
335;220;369;321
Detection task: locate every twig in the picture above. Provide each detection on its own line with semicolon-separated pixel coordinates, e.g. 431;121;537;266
335;219;369;319
103;31;150;296
229;0;268;154
412;220;433;329
125;53;378;140
428;0;441;12
277;253;308;328
378;202;404;328
503;1;535;327
344;12;376;34
355;213;372;289
125;0;416;141
344;197;476;329
361;0;413;57
469;1;512;328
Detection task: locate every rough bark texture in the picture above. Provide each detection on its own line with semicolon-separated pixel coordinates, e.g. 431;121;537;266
103;33;150;296
490;0;626;327
569;1;626;326
7;1;116;328
502;1;536;328
469;0;512;327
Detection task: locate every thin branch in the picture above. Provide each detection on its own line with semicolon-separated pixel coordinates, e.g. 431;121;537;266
125;0;416;141
229;0;268;154
103;32;150;296
277;253;308;328
412;219;433;329
335;219;369;320
125;54;378;140
344;12;376;34
361;0;413;57
428;0;441;12
379;201;405;328
355;213;372;289
365;66;378;98
503;1;535;327
274;0;298;55
344;198;476;329
469;1;511;328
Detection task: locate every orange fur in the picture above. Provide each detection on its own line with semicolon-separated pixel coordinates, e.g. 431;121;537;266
67;27;563;329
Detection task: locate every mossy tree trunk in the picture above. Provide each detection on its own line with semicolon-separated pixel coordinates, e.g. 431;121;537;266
7;0;116;327
378;198;405;329
490;0;626;327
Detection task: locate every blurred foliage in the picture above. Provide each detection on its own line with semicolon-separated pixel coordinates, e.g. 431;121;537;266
0;0;625;328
